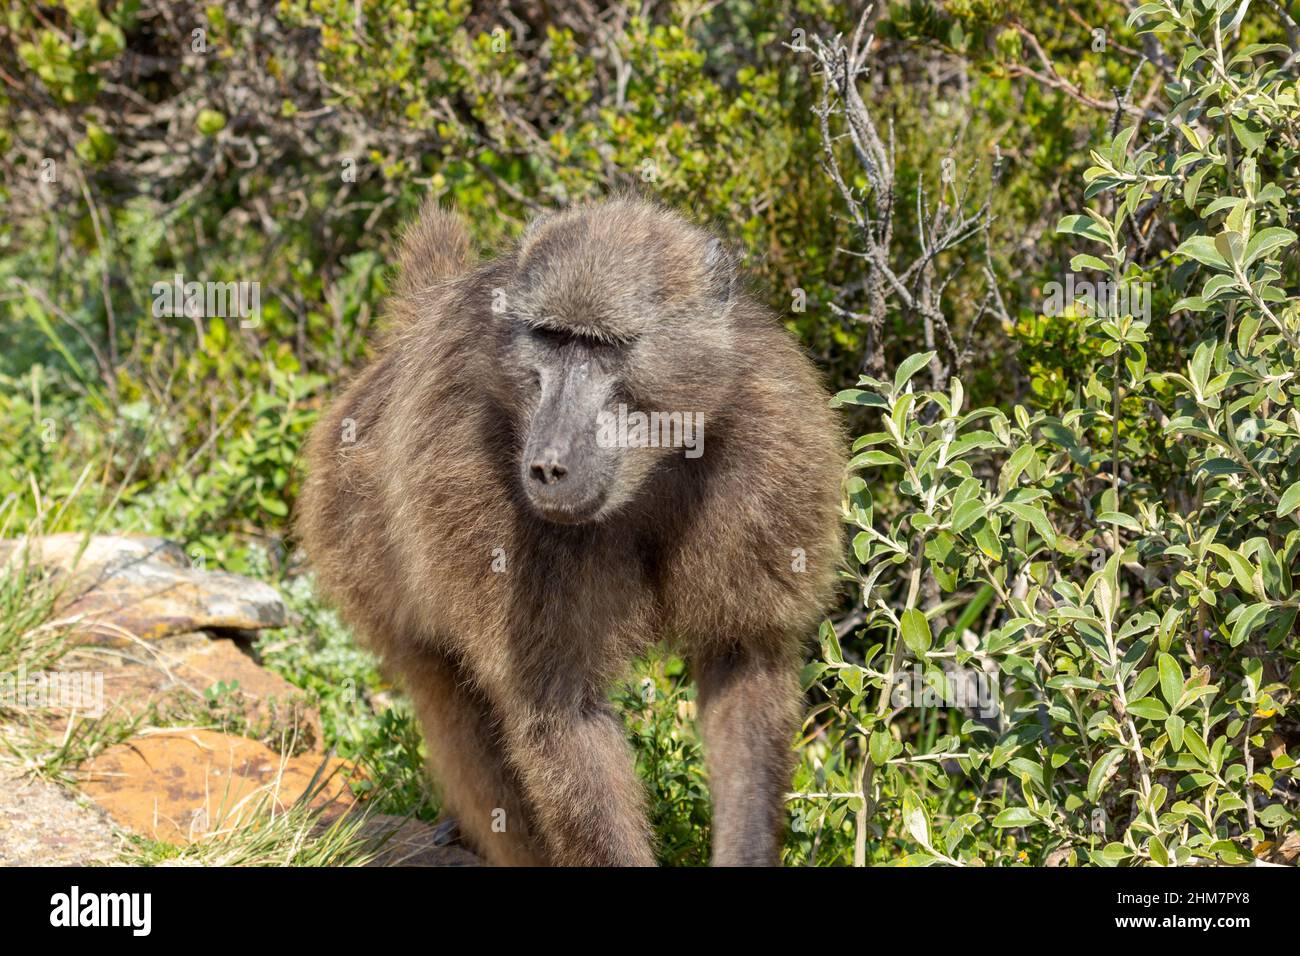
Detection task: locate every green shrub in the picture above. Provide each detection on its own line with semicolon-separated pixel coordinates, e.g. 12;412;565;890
804;0;1300;866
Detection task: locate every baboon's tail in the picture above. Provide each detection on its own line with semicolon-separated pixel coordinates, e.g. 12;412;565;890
394;198;473;295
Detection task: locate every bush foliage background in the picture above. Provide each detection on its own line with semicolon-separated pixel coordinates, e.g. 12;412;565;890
1;0;1297;865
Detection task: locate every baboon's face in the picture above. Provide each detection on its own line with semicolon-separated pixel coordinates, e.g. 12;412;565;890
509;323;630;524
501;208;736;525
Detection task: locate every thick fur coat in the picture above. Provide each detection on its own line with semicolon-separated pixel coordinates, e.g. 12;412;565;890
297;197;844;865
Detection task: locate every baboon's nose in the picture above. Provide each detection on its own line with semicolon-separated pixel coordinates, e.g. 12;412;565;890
529;448;568;485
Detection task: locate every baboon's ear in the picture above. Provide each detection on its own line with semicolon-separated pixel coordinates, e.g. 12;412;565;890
522;209;555;239
519;209;559;253
516;209;559;276
704;237;738;306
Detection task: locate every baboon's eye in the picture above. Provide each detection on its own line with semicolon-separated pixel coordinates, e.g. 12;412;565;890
529;324;614;350
528;324;571;347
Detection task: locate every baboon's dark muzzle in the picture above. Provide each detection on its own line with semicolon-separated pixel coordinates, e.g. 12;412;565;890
520;355;615;524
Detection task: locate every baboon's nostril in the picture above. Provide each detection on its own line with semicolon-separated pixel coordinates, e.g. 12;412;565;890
529;449;567;485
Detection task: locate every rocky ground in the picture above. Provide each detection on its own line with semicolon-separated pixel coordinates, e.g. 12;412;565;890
0;533;478;867
0;764;121;866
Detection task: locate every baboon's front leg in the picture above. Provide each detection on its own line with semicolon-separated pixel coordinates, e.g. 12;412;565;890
400;648;548;866
695;646;802;866
501;699;656;866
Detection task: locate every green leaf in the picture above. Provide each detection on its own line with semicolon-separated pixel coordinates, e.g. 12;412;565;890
1170;296;1212;313
851;531;871;565
1096;511;1142;531
23;300;87;381
1229;602;1270;647
1276;480;1300;518
1149;836;1169;866
1125;697;1169;720
893;352;936;395
1190;340;1216;395
998;443;1036;492
259;495;289;517
1230;115;1267;153
900;608;932;656
831;388;888;409
1158;653;1184;710
819;619;843;664
1184;164;1211;209
1244;227;1296;268
1165;714;1185;751
848;449;903;470
950;498;986;534
1056;213;1108;243
1215;231;1245;267
1177;122;1204;151
869;728;892;767
1207;543;1258;597
973;522;1003;562
1070;253;1110;272
901;790;930;848
1090;553;1121;624
840;665;864;695
991;807;1037;828
1001;502;1057;547
1175;235;1230;270
1087;747;1126;802
1126;3;1165;27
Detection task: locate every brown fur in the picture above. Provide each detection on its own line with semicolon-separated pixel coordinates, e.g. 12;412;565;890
296;196;845;866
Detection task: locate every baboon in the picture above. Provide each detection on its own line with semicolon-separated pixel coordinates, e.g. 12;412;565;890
298;196;844;866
